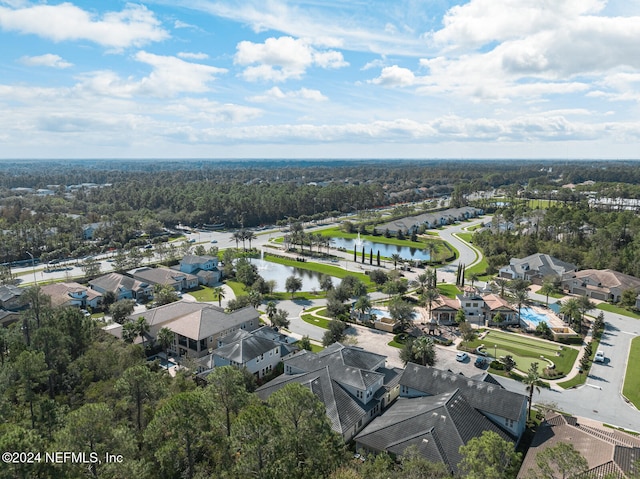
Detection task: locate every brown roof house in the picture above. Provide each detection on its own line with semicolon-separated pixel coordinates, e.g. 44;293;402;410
430;289;518;327
89;272;154;302
40;282;102;309
130;266;198;292
562;269;640;302
518;414;640;479
124;300;260;359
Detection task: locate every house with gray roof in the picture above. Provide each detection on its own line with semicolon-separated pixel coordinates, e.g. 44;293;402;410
196;326;299;379
89;272;154;302
256;343;403;441
125;300;259;358
355;389;515;475
179;254;221;286
0;284;24;310
499;253;577;285
130;266;198;292
399;363;527;440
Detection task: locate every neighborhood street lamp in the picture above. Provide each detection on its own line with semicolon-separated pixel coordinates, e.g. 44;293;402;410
494;344;497;360
26;251;37;286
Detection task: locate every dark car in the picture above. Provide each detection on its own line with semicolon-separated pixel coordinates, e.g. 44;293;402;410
474;357;487;368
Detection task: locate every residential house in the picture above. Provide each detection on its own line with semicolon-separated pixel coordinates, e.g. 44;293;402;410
562;269;640;302
0;284;24;310
40;282;102;309
130;266;198;292
124;300;259;358
196;326;298;379
89;272;154;302
518;414;640;479
430;288;517;326
355;389;515;475
398;363;528;440
499;253;577;285
0;284;26;327
256;343;403;441
378;207;483;235
82;222;105;240
179;254;222;286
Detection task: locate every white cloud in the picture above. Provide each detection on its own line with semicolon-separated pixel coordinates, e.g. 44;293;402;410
0;3;168;49
235;36;347;81
370;65;417;87
78;52;227;98
177;52;209;60
20;53;72;69
248;86;327;102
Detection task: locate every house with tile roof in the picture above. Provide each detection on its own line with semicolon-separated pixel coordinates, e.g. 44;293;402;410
125;300;259;358
499;253;577;285
430;289;518;326
40;282;102;309
355;389;516;475
562;269;640;302
0;284;24;310
399;363;528;440
89;272;154;302
518;414;640;479
130;266;198;292
256;343;403;441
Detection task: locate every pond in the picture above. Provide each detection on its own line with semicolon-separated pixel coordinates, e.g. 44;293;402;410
330;237;431;261
248;258;339;292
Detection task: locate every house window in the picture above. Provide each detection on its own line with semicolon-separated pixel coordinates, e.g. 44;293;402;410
178;335;188;347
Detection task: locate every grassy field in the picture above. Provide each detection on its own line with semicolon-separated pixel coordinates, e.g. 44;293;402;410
623;336;640;408
465;330;578;377
188;285;218;302
437;284;461;298
597;303;640;319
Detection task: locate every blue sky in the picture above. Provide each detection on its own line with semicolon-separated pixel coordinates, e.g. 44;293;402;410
1;0;640;159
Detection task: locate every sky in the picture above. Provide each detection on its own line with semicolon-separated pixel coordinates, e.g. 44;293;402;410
1;0;640;160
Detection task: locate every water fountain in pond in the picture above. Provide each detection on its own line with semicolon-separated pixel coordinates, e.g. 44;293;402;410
258;248;269;270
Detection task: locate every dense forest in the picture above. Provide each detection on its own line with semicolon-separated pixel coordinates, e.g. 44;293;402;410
2;159;640;268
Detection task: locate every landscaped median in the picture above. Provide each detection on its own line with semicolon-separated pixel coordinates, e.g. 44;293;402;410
623;336;640;408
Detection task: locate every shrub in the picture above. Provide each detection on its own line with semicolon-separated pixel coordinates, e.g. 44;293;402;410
490;360;504;370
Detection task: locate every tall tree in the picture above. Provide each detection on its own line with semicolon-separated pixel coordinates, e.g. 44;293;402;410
206;366;253;437
156;326;174;367
13;350;49;428
412;335;437;366
285;275;303;299
458;430;521;479
524;362;544;422
114;364;161;437
268;383;345;479
109;298;136;324
213;286;225;307
532;442;588;479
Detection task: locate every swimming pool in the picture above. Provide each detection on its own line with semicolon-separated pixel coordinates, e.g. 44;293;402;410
369;308;417;320
148;354;177;369
519;307;552;327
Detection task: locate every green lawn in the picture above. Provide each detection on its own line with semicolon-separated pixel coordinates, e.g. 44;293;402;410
300;307;332;329
556;336;601;389
623;336;640;408
464;330;578;377
437;284;461;299
597;303;640;319
188;285;217;302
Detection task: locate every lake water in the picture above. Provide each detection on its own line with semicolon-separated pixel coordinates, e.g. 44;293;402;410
248;258;339;292
330;237;431;261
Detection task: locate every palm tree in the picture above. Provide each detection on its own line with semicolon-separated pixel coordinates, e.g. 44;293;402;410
245;231;257;250
213;286;225;307
231;230;242;250
539;281;557;306
122;321;138;344
412;335;436;366
421;288;441;323
469;272;479;288
560;298;581;331
354;295;372;319
524;362;544;422
135;317;150;351
156;327;174;368
492;277;509;298
265;301;277;326
513;288;529;323
391;253;402;270
411;272;431;294
577;295;596;332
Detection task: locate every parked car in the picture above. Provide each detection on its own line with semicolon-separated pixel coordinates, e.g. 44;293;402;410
456;352;469;362
211;239;217;243
474;357;487;368
594;350;605;363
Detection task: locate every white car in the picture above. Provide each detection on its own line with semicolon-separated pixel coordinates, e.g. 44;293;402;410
456;352;469;362
594;350;605;363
